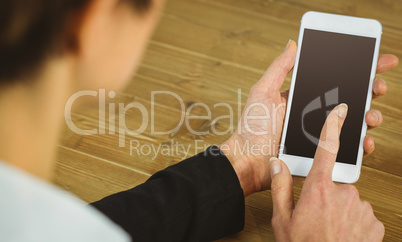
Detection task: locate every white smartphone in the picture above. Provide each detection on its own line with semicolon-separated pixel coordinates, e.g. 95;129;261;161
279;11;382;183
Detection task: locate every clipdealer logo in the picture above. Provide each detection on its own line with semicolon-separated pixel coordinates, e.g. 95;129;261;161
64;88;285;158
64;89;243;148
301;87;339;145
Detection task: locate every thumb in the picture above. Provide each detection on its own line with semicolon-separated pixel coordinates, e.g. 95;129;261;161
270;157;294;224
257;40;297;93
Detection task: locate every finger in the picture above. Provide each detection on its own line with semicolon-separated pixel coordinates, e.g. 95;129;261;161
365;110;383;129
376;54;399;73
270;157;294;224
255;40;297;93
372;78;387;99
363;136;375;156
308;103;348;180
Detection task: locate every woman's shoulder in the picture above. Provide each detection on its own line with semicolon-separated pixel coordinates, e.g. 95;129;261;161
0;161;130;242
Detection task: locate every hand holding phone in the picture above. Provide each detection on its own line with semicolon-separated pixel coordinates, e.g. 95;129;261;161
221;37;397;196
279;12;387;183
269;105;385;241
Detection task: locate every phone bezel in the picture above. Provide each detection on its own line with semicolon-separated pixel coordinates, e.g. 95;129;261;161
278;11;382;183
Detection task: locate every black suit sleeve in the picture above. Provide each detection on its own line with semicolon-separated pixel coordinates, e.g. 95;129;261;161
91;146;245;241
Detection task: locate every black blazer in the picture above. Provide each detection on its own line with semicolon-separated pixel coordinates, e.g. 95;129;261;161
91;146;245;241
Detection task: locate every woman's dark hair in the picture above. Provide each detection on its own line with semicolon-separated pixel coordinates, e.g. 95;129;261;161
0;0;151;85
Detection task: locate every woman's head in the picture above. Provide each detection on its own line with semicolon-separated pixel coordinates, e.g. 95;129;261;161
0;0;163;91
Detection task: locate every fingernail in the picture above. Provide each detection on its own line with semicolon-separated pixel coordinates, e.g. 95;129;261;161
269;157;282;176
380;78;387;89
337;103;348;118
371;111;379;123
284;39;292;52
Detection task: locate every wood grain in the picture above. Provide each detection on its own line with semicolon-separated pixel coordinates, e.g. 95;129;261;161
54;0;402;241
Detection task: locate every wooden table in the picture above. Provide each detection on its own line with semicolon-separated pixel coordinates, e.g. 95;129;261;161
54;0;402;241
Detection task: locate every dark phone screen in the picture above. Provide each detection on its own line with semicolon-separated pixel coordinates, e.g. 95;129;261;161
284;28;376;165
